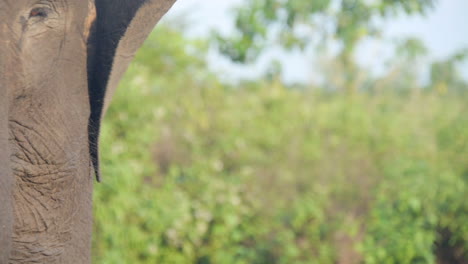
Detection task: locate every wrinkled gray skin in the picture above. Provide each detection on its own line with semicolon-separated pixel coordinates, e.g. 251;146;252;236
0;0;176;263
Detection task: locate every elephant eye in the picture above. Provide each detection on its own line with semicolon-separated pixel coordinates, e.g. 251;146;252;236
29;7;50;19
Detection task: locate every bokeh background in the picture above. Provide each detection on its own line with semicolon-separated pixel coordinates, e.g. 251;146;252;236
92;0;467;263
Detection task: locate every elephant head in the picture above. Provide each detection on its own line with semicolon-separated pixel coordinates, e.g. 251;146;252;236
0;0;176;262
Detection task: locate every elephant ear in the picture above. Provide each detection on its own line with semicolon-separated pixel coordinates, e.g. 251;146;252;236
87;0;176;181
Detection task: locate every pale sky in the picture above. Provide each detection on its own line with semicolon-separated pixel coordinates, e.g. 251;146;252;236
164;0;468;83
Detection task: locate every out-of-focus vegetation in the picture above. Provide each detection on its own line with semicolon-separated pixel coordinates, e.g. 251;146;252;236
93;2;467;263
214;0;435;63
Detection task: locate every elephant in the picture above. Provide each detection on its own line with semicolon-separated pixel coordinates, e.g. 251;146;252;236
0;0;177;262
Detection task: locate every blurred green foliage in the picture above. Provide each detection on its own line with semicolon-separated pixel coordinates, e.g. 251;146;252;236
214;0;442;94
92;24;467;263
214;0;435;63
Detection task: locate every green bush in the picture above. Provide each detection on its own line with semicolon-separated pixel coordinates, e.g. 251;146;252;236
92;26;467;264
